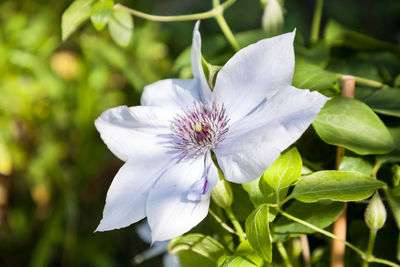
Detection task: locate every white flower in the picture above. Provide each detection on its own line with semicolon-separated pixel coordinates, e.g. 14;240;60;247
94;21;328;242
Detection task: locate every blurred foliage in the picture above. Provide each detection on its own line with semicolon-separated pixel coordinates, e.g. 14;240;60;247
0;0;400;266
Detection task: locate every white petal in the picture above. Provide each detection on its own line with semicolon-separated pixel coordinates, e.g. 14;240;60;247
95;105;173;161
147;154;218;242
214;86;328;183
96;149;174;231
213;31;296;123
141;78;201;113
191;21;213;103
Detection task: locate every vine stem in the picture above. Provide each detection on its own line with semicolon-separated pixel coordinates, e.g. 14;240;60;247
277;207;364;257
213;0;240;51
208;209;237;235
362;230;377;267
277;207;400;267
310;0;324;43
277;242;293;267
114;0;240;51
225;206;246;242
115;0;236;22
336;73;389;88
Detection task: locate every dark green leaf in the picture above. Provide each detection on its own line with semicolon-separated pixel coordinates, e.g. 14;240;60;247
245;204;272;262
377;127;400;164
108;8;133;47
293;61;339;92
90;0;114;31
324;20;400;55
235;240;264;266
169;234;227;263
274;200;344;242
312;96;394;155
292;171;385;202
363;88;400;117
62;0;95;41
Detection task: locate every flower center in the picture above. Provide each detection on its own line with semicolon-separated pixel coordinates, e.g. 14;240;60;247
170;101;230;161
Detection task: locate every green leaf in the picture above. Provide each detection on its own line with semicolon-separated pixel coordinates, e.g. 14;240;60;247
235;240;264;266
263;147;302;193
338;156;373;176
293;61;339;93
179;250;216;267
245;204;272;262
218;255;258;267
243;178;267;207
363;88;400;117
274;200;344;242
312;96;394;155
61;0;95;41
292;171;385;203
108;8;133;47
324;20;400;55
169;234;227;263
90;0;114;31
377;127;400;164
295;41;330;68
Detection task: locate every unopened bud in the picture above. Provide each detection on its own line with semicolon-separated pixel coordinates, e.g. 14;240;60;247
211;178;233;208
365;192;386;230
262;0;284;36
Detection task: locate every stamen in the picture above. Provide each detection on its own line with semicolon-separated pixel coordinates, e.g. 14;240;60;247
170;101;230;161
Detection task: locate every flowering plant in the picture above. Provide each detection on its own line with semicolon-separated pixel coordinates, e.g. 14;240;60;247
94;22;328;243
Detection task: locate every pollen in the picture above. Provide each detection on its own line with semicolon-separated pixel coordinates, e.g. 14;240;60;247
170;101;230;161
195;123;202;133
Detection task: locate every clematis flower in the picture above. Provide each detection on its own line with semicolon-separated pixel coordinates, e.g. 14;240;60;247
94;21;328;242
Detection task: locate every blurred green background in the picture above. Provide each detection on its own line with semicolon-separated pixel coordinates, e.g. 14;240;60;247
0;0;399;266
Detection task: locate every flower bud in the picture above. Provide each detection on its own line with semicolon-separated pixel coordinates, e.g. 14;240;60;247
365;192;386;230
211;178;233;208
261;0;284;36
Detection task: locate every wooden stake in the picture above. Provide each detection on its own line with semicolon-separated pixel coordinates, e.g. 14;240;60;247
330;75;355;267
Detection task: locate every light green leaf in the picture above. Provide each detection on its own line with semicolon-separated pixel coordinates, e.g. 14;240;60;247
245;204;272;262
90;0;114;31
218;255;258;267
312;96;394;155
108;8;133;47
292;171;385;203
338;156;373;176
242;178;267;207
235;240;264;266
263;147;302;193
61;0;95;41
169;234;227;263
274;200;344;242
179;250;216;267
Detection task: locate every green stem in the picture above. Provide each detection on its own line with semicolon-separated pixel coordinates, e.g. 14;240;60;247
362;230;377;267
114;0;237;22
277;207;400;267
209;209;237;235
371;257;400;267
277;242;293;267
310;0;324;43
225;207;246;242
213;0;240;51
336;73;389;89
277;207;365;257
